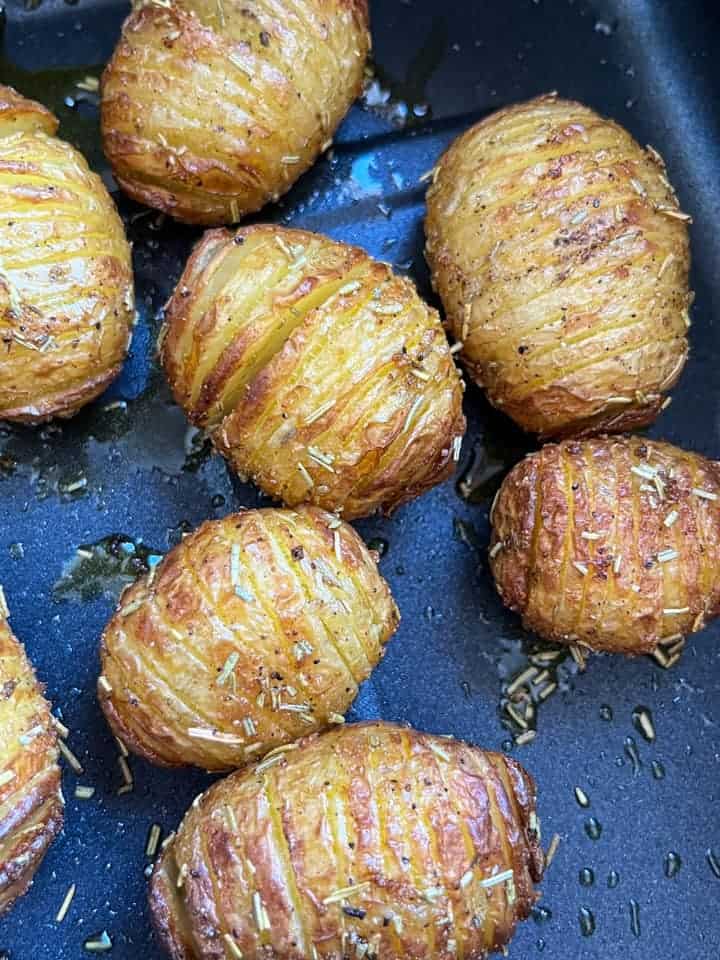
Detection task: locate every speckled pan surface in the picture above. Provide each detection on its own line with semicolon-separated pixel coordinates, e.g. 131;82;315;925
0;0;719;957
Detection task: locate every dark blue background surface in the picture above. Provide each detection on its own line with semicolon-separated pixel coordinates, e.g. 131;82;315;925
1;0;719;956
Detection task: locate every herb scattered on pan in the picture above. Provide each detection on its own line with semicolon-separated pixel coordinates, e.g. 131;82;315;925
632;706;656;742
83;931;112;953
55;883;76;923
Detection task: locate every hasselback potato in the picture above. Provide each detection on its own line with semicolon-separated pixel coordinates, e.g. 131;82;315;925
0;84;134;423
150;721;544;960
101;0;370;225
425;93;692;439
0;597;63;914
490;435;720;654
98;507;399;770
161;225;465;519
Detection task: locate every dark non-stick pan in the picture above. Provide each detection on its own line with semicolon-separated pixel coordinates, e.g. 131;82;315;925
1;0;719;956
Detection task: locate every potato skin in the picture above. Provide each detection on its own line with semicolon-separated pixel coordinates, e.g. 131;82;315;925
0;603;64;915
98;507;399;770
101;0;370;225
490;436;720;654
149;721;544;960
0;85;134;423
161;225;466;519
425;94;691;438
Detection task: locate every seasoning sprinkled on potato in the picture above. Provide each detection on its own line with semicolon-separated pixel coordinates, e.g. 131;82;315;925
426;94;692;439
0;85;134;423
0;596;64;915
101;0;370;225
490;435;720;654
98;508;399;770
161;225;466;519
149;721;544;959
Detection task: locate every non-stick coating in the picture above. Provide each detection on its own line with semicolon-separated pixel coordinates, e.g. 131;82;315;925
1;0;719;957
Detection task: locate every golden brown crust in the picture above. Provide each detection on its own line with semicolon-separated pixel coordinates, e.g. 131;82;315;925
0;85;134;423
99;507;399;770
0;602;64;915
101;0;370;225
149;721;543;959
0;85;58;137
425;94;692;439
160;225;466;519
490;435;720;653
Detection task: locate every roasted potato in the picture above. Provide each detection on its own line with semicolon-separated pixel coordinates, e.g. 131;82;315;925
0;85;134;423
490;435;720;655
161;225;466;519
101;0;370;225
425;93;692;439
150;721;544;960
0;596;64;915
98;507;399;770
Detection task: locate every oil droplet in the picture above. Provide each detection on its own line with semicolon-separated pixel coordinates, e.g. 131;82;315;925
629;899;641;937
366;537;389;557
594;19;617;35
457;438;523;504
53;536;164;602
532;905;553;923
624;736;642;775
651;759;666;780
632;705;656;742
707;849;720;879
599;704;613;721
574;786;590;808
579;906;595;937
579;867;594;887
360;26;443;133
664;852;682;879
607;869;620;888
584;817;602;841
183;426;213;473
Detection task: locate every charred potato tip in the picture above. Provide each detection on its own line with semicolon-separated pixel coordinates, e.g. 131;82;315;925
425;93;692;439
0;601;64;915
490;435;720;654
101;0;371;225
99;507;399;770
0;84;134;424
160;225;466;519
150;721;544;960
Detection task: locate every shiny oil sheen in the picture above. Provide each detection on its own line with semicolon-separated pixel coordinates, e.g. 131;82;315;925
0;0;718;958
